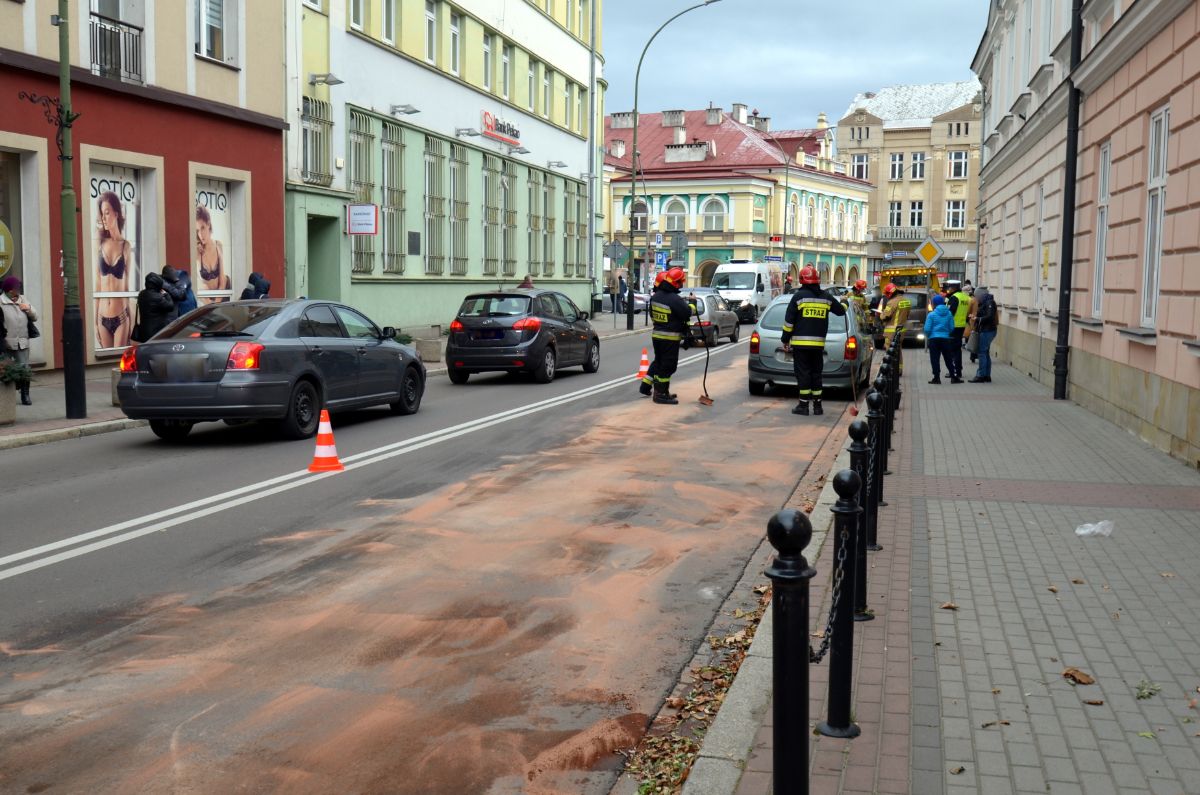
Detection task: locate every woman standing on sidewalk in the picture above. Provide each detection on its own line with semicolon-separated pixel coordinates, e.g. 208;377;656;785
923;293;954;384
1;275;38;405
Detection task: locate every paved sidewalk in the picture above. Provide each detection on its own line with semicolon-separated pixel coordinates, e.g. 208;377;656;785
684;351;1200;795
0;313;649;450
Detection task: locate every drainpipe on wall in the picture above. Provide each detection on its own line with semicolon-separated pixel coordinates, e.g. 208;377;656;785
1053;0;1083;400
585;0;598;295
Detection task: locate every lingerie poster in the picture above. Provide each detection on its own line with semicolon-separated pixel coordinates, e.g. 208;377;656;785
90;164;141;350
195;178;232;303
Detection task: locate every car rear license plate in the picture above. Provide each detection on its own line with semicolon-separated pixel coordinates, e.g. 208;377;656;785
472;329;504;340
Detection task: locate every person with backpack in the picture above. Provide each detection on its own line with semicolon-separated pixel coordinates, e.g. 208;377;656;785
968;286;998;383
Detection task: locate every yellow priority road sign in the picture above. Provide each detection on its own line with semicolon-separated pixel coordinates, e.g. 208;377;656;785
915;236;945;268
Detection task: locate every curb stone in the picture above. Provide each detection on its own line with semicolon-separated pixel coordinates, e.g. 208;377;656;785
680;442;852;794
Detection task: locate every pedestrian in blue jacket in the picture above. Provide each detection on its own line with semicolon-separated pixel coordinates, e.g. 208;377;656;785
923;294;955;384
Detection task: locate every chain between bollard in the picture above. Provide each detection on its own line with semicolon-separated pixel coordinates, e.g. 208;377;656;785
809;528;849;664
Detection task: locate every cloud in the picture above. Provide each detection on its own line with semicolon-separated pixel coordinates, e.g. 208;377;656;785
600;0;988;128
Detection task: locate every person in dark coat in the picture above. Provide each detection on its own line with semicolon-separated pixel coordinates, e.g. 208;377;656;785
162;265;198;315
135;272;178;341
239;272;271;300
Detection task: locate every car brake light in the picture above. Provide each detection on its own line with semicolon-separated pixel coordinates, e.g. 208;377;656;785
699;321;712;327
749;331;760;355
227;341;264;370
449;319;464;332
845;336;858;360
512;317;542;332
119;346;138;373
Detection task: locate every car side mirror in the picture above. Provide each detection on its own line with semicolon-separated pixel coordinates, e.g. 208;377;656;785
579;311;589;321
757;283;765;293
381;326;397;339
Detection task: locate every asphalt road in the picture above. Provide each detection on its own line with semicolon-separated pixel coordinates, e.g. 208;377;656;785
0;330;849;794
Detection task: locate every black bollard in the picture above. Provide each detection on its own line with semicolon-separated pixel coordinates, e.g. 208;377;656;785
873;373;892;494
765;509;817;792
816;470;863;739
848;419;876;620
864;390;885;549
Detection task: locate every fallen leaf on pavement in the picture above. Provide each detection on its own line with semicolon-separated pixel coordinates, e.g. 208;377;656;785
1137;731;1157;739
753;585;769;595
1063;667;1096;685
949;766;966;775
1048;585;1059;593
1071;578;1085;584
981;720;1011;728
1050;657;1059;662
665;697;686;710
1160;572;1176;578
992;688;1001;694
1188;698;1197;710
940;602;959;610
1111;612;1121;621
1084;699;1105;706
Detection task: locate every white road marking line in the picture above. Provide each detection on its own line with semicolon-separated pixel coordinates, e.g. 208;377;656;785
0;340;746;581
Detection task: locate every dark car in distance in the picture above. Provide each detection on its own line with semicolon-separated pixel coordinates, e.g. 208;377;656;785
446;289;600;384
117;300;426;441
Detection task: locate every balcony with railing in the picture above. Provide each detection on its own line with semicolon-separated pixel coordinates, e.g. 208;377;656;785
875;226;927;241
90;12;143;84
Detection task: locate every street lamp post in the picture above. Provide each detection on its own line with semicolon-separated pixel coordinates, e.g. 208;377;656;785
20;2;86;417
762;134;792;274
625;0;722;330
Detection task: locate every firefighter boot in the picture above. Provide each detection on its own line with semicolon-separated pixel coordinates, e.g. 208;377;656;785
791;400;809;416
812;399;823;415
639;380;652;397
653;391;679;405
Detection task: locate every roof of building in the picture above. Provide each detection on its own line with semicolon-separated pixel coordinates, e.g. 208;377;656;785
841;79;982;129
603;109;844;178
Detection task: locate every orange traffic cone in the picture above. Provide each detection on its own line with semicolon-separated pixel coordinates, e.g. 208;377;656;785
636;348;650;382
308;409;344;472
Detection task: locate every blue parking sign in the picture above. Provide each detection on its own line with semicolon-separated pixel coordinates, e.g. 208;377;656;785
655;251;668;267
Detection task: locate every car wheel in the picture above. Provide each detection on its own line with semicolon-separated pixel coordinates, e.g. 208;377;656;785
279;380;321;440
582;339;600;373
149;419;193;442
447;367;469;384
533;347;556;383
730;323;741;343
391;367;423;415
748;380;766;396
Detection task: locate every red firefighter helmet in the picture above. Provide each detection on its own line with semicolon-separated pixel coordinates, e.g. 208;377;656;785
799;264;820;284
854;279;867;292
883;282;897;297
654;271;667;287
663;267;686;289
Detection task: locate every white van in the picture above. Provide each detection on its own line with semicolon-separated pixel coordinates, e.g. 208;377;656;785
709;260;784;322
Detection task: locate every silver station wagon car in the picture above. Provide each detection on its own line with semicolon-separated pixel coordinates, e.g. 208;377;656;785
747;294;874;396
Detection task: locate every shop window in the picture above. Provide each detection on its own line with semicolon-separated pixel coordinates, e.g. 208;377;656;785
450;144;468;275
381;123;406;274
301;97;333;187
483;155;500;275
0;153;23;302
424;136;447;275
194;176;238;304
349;111;376;274
89;163;144;351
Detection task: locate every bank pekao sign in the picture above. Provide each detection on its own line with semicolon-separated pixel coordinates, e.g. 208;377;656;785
481;110;520;146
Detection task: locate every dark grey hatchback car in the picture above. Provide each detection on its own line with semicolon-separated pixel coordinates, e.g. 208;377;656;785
445;289;600;384
117;300;426;441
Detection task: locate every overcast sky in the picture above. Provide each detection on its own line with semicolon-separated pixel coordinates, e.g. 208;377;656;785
600;0;990;130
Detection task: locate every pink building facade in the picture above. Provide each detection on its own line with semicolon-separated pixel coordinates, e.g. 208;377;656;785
974;0;1200;468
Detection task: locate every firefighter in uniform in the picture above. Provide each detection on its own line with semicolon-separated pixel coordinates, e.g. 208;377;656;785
781;264;845;416
879;283;912;374
943;278;970;383
639;271;669;398
849;279;869;314
642;266;694;404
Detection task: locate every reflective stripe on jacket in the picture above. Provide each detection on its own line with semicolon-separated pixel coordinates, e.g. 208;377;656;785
649;286;693;342
883;296;911;332
947;292;970;328
782;286;845;348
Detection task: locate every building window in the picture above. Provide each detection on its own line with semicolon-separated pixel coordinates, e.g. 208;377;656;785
528;61;537;111
501;44;512;99
483;155;500;275
786;195;798;235
300;96;333;187
564;82;573;130
349;0;364;30
381;0;395;42
889;152;904;181
424;136;447;274
502;161;517;275
542;68;553;119
349;111;376;273
576;189;587;276
850;206;860;241
948;150;969;179
702;198;724;232
909;200;923;227
1092;142;1110;318
820;201;830;238
447;144;467;275
834;206;844;239
566;0;574;32
564;182;576;272
528;168;542;270
482;33;492;91
578;0;586;38
945;200;966;230
543;176;555;275
576;86;585;133
888;201;901;227
449;12;461;75
911;152;926;180
195;0;234;62
381;123;405;273
424;1;437;64
1142;105;1169;327
631;199;647;233
664;198;687;232
851;154;868;180
1023;0;1033;84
